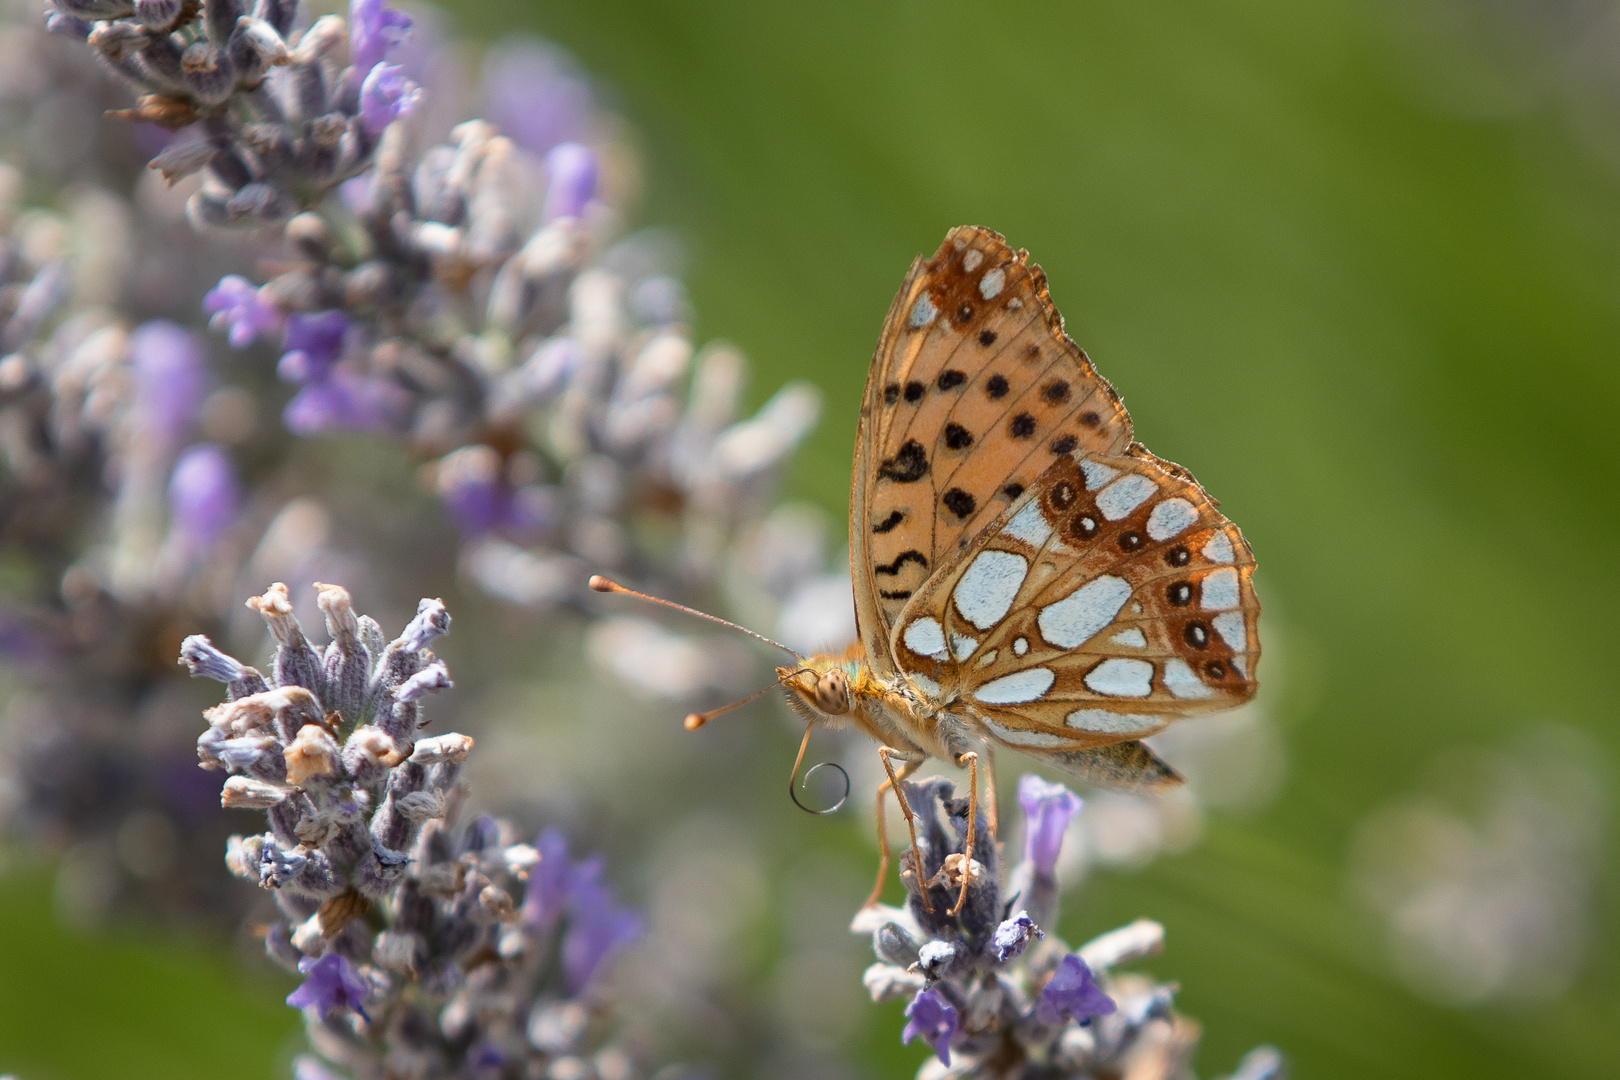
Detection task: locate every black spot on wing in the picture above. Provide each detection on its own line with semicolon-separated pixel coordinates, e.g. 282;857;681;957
878;440;929;482
944;423;973;450
872;509;904;534
874;550;928;576
941;488;976;519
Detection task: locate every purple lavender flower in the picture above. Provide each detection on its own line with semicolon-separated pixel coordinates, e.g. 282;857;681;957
287;953;371;1020
359;62;422;136
168;443;239;548
130;320;206;448
203;275;283;348
481;39;593;157
1035;953;1115;1027
1019;773;1082;875
992;910;1042;963
562;863;642;992
349;0;412;73
522;828;572;931
901;987;958;1066
541;142;597;223
283;372;398;434
277;311;350;383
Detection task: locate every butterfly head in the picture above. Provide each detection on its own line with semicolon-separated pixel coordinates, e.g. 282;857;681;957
778;656;852;724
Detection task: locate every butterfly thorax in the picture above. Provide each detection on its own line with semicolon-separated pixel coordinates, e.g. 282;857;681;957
779;645;952;760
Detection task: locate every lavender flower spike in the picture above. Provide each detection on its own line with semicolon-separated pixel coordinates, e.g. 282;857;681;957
359;62;423;136
203;276;283;348
562;864;642;992
1035;953;1116;1027
287;953;370;1020
1019;773;1082;874
901;987;958;1066
131;320;207;448
277;311;349;383
350;0;413;73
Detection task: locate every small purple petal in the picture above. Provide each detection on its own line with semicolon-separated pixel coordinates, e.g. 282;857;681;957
541;142;597;223
278;311;349;383
168;443;239;548
130;320;206;448
1018;773;1082;876
349;0;412;73
992;910;1043;964
283;372;398;434
359;62;422;136
1034;953;1116;1027
901;987;958;1066
481;39;592;157
434;445;508;535
203;275;282;349
287;953;370;1020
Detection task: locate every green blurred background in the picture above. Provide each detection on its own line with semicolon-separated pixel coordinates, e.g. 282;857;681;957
5;0;1620;1076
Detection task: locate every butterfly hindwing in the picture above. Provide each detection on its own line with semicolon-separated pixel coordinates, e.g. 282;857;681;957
888;445;1260;754
851;227;1135;670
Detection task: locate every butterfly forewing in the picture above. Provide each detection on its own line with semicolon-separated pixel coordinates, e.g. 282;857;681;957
888;445;1260;753
851;227;1135;668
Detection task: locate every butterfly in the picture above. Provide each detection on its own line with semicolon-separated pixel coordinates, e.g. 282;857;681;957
596;226;1259;914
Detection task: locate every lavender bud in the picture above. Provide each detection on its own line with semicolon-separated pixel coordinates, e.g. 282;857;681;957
991;911;1042;964
394;790;444;822
873;922;922;968
178;634;246;683
150;136;217;184
228;17;288;84
225;181;294;222
394;660;451;702
133;0;181;26
284;724;340;785
407;733;472;765
87;19;146;63
1077;918;1164;973
222;775;290;809
181;41;236;105
398;597;450;654
349;0;412;72
253;0;296;36
45;12;94;38
912;939;957;981
225;833;267;878
203;0;244;48
863;963;926;1004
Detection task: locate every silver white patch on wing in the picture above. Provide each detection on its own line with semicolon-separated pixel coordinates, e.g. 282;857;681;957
1096;474;1156;521
953;550;1029;631
908;293;938;329
978;650;998;666
1200;567;1240;611
1201;531;1234;564
1012;637;1029;656
982;718;1071;748
1146;497;1198;541
1084;657;1154;698
973;667;1056;705
1162;658;1214;700
1037;575;1131;649
1065;708;1156;735
1110;628;1148;648
950;631;979;662
979;267;1005;299
1212;611;1246;652
903;617;947;660
1002;500;1051;547
1080;459;1119;490
963;249;984;272
908;672;941;698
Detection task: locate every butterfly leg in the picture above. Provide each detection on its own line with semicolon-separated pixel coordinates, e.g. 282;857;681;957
874;746;931;912
947;750;980;916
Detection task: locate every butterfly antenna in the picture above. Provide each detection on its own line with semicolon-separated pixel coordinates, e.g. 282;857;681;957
588;575;801;660
682;667;811;731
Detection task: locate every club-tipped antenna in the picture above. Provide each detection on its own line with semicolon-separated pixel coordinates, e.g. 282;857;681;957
589;575;801;660
681;667;809;731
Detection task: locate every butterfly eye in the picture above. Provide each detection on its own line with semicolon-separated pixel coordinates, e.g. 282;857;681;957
1183;622;1209;649
814;672;849;715
1167;581;1193;606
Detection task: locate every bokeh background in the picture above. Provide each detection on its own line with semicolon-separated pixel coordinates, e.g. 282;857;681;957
4;0;1620;1077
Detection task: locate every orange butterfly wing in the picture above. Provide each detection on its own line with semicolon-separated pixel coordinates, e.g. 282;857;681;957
851;227;1133;673
890;446;1260;753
